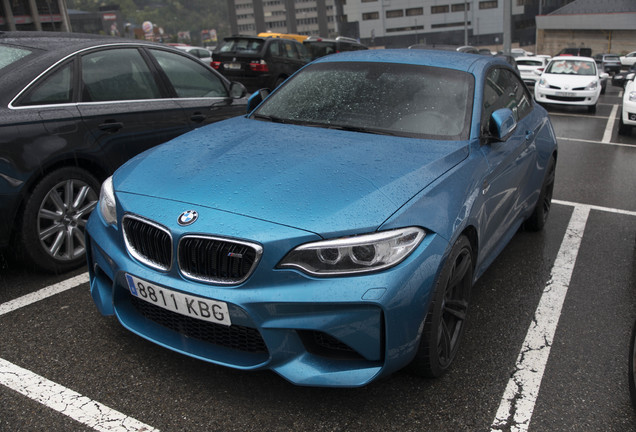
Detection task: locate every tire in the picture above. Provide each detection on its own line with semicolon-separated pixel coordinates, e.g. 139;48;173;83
20;167;100;273
524;155;556;232
618;117;632;136
409;235;473;378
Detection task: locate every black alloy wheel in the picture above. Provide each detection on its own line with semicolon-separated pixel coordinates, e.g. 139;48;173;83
524;155;556;232
409;235;474;378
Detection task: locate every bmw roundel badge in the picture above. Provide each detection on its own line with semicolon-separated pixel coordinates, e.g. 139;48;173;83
178;210;198;226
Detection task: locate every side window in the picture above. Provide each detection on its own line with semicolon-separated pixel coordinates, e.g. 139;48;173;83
17;61;74;106
150;49;227;98
482;68;532;134
268;41;281;57
81;48;161;102
282;41;298;59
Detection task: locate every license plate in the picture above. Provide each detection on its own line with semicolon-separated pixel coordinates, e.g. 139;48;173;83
224;62;241;70
555;91;576;97
125;274;231;326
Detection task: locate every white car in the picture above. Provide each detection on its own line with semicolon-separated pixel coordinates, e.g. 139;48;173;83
534;56;608;113
620;51;636;68
618;73;636;135
174;45;213;64
516;56;549;87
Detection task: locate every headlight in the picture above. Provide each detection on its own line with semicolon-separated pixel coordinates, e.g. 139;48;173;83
99;176;117;226
629;91;636;102
277;227;425;276
585;80;598;90
538;78;547;88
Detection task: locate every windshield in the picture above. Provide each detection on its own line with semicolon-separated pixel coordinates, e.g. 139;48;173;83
516;60;543;67
252;61;474;140
219;38;264;53
546;59;596;76
0;45;34;71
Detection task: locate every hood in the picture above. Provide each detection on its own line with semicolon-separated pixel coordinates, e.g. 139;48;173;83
542;73;599;87
114;117;468;236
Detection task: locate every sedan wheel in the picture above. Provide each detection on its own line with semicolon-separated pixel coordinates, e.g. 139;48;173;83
409;235;473;378
21;167;99;273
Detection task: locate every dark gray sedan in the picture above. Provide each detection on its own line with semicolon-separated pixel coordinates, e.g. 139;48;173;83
0;31;247;273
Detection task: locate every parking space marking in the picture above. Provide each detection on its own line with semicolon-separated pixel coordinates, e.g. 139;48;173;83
491;203;590;432
557;136;635;149
0;273;89;317
0;358;158;432
2;199;635;431
602;104;619;143
1;272;159;431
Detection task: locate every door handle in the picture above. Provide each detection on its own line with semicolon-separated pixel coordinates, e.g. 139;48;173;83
525;130;535;141
190;113;206;123
98;121;123;132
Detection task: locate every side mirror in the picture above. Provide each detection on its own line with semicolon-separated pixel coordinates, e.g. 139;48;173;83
489;108;517;141
246;88;270;113
600;72;609;80
229;82;247;99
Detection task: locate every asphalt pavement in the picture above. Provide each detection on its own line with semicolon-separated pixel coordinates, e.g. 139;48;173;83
1;83;635;432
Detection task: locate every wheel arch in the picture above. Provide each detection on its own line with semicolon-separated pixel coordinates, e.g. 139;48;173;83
9;155;110;244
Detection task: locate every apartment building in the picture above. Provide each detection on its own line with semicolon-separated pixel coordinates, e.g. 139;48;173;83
227;0;575;48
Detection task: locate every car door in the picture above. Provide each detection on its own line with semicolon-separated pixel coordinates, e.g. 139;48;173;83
76;47;191;173
146;48;245;127
279;40;308;77
7;58;95;183
478;67;538;260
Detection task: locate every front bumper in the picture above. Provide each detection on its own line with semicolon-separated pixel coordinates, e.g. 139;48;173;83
623;99;636;126
86;195;447;387
534;86;600;107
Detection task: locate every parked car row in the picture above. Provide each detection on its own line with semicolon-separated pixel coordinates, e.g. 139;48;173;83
0;31;248;273
211;34;368;92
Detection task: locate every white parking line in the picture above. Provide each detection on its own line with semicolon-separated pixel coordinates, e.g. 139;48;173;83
0;358;158;432
0;273;89;316
602;104;619;143
557;136;635;149
0;273;159;431
491;204;590;431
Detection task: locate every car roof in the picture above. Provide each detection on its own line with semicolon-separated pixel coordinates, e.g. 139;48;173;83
550;56;595;61
311;49;510;74
0;31;165;53
516;56;545;62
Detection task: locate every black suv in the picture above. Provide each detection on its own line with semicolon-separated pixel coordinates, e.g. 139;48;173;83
303;36;368;60
212;36;311;92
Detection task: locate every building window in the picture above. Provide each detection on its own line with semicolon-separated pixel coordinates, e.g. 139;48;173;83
451;3;470;12
431;5;450;14
386;9;404;18
362;11;380;20
479;1;498;9
406;7;423;16
431;21;470;28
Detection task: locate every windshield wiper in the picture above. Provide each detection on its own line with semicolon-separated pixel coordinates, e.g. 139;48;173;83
252;113;289;124
325;124;400;136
